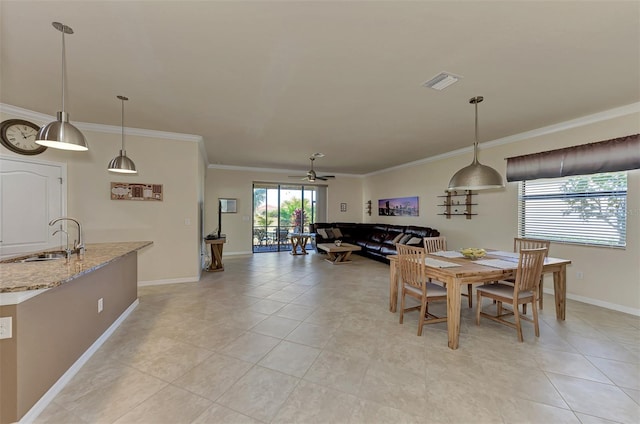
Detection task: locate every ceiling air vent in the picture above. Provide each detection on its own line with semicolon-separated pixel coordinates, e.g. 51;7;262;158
422;72;462;90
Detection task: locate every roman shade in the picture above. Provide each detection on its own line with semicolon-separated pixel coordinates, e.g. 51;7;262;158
506;134;640;182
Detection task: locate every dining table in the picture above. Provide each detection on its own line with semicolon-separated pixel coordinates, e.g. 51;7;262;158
387;250;571;350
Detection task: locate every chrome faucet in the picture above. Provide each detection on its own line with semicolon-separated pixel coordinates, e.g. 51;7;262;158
49;217;84;260
52;229;73;263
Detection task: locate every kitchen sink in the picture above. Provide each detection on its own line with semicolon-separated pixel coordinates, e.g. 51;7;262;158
2;251;68;263
23;252;68;262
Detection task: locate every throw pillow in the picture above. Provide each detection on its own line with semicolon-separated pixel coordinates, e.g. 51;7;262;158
332;227;343;238
407;237;422;245
399;234;412;245
325;228;335;239
317;228;328;238
392;233;404;244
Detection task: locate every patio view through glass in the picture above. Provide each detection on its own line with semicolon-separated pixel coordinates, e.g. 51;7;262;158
252;183;318;253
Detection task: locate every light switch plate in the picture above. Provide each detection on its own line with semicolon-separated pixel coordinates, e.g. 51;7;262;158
0;316;12;339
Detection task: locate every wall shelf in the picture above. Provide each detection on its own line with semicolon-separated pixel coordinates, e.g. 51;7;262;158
437;190;476;219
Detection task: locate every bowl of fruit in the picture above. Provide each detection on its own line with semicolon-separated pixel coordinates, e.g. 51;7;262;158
460;248;486;260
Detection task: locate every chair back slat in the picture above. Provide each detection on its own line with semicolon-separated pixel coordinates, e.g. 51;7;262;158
515;248;547;294
423;236;447;253
514;238;550;256
396;243;426;292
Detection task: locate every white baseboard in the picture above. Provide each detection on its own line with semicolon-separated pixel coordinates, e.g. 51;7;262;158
20;299;139;423
225;250;253;256
543;287;640;316
138;276;199;286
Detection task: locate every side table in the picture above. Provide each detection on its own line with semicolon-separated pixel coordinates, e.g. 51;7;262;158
205;237;226;271
288;232;314;255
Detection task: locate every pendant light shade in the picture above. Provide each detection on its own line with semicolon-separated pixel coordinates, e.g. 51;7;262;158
108;96;137;174
36;22;88;151
447;96;504;191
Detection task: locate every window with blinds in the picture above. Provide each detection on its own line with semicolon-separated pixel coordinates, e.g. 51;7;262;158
518;171;627;248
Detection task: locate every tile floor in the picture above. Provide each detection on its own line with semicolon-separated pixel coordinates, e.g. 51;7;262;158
35;252;640;423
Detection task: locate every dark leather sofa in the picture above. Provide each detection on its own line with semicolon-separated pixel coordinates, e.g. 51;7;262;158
310;222;440;263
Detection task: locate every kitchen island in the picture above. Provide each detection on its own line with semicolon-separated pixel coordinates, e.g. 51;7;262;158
0;241;152;424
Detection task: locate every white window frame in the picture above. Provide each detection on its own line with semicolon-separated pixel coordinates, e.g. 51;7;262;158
518;171;627;248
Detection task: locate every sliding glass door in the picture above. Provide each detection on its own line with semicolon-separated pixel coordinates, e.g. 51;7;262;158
253;183;320;253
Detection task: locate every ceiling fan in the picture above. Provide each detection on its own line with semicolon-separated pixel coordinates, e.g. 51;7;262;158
289;156;335;182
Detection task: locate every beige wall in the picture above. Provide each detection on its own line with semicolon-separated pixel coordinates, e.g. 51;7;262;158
0;110;204;284
4;106;638;313
204;168;363;254
363;112;640;313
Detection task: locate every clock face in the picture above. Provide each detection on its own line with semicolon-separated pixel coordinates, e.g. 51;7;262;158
0;119;47;155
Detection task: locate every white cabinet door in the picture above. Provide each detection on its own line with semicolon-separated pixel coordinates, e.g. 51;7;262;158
0;157;65;257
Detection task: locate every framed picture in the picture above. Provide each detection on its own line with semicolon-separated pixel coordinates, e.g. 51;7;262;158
219;198;237;213
378;196;419;216
111;182;163;201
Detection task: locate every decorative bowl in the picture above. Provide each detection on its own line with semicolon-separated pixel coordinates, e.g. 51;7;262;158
460;248;486;260
334;240;342;246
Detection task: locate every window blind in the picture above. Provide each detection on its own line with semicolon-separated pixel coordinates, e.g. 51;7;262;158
518;172;627;248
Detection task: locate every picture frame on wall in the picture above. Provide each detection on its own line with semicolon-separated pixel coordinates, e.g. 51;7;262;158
111;182;163;201
219;198;237;213
378;196;419;216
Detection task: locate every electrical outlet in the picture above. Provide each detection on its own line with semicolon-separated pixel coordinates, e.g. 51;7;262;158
0;317;13;339
576;271;584;280
97;298;104;313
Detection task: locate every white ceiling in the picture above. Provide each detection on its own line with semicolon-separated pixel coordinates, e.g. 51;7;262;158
1;1;639;175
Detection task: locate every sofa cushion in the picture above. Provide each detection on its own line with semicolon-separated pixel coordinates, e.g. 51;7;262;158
365;240;383;251
405;226;437;238
370;231;387;243
355;239;368;248
380;244;398;256
382;231;402;246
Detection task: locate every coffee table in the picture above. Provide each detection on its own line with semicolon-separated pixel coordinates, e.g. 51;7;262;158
316;242;362;264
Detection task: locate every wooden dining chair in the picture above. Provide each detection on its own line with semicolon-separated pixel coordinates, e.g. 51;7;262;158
423;236;473;308
514;238;550;310
397;243;447;336
475;247;547;342
423;236;447;253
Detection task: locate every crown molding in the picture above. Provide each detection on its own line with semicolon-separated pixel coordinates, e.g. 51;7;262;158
207;163;358;178
4;101;637;178
365;101;640;177
0;103;202;143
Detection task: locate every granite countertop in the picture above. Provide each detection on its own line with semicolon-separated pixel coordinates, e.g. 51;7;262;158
0;241;152;294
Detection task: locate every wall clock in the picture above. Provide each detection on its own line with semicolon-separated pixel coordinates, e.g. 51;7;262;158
0;119;47;155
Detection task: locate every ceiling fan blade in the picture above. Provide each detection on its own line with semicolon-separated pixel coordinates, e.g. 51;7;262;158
316;176;328;181
320;175;335;178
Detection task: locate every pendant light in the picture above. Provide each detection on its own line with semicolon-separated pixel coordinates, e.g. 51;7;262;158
447;96;504;191
36;22;88;151
108;96;137;174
